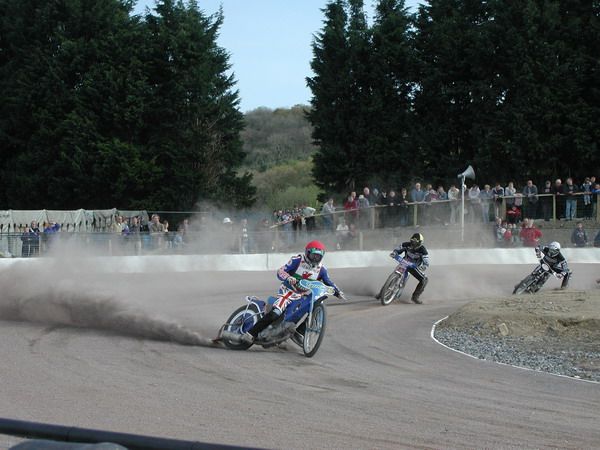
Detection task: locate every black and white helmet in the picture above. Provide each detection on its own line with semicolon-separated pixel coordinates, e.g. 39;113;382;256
548;241;561;256
410;233;424;249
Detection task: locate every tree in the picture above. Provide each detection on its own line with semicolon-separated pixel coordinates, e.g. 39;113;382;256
0;0;254;210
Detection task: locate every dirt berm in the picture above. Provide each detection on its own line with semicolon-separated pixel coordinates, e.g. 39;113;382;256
435;288;600;381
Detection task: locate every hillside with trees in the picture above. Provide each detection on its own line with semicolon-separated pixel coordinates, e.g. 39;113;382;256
241;106;319;210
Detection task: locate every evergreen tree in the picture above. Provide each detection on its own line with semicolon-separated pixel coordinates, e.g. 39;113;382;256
369;0;415;188
307;0;352;194
0;0;254;210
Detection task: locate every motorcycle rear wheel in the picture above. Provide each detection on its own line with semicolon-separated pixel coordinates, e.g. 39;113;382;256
303;303;327;358
380;272;402;305
222;304;260;350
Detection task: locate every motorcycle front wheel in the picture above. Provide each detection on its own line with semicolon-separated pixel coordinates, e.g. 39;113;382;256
513;274;535;295
302;303;327;358
222;304;260;350
380;272;402;305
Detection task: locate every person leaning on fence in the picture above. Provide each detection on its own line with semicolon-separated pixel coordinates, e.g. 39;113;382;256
320;198;335;231
581;177;593;219
540;180;553;221
563;177;578;221
148;214;165;250
553;179;564;219
20;221;40;257
522;180;538;220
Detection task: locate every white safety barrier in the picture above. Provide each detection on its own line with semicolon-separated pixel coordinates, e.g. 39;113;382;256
0;248;597;273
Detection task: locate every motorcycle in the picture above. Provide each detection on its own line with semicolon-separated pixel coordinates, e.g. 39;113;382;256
513;259;564;294
377;253;417;305
216;278;342;357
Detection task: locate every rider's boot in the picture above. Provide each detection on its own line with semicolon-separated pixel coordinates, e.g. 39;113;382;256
247;310;280;341
411;277;428;304
560;271;571;289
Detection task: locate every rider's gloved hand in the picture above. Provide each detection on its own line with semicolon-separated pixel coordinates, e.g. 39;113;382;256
535;248;542;258
286;277;298;287
334;289;345;299
390;250;399;258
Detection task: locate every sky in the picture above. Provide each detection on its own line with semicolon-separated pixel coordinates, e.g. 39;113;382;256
133;0;422;112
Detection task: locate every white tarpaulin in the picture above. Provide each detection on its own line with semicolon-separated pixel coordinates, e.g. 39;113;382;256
0;209;148;232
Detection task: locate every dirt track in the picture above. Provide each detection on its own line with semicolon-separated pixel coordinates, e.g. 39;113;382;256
0;263;599;449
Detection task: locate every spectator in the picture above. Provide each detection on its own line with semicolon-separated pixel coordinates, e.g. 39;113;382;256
164;220;177;248
553;179;564;219
540;180;553;221
522;180;538;220
148;214;165;250
410;182;426;203
376;188;388;206
343;192;359;226
20;221;40;257
519;218;542;247
581;177;593;219
503;223;514;247
280;210;293;247
364;186;377;207
240;218;251;253
302;203;317;233
563;177;579;221
514;192;524;215
291;206;303;241
593;182;600;219
594;228;600;247
467;184;481;223
504;181;516;208
448;184;460;224
255;218;273;253
357;194;370;229
43;221;61;252
127;216;142;254
493;217;506;246
385;190;399;227
480;184;493;223
335;217;349;250
570;221;588;247
320;198;335;231
398;187;410;226
111;215;125;233
492;182;505;219
506;204;522;225
411;182;426;224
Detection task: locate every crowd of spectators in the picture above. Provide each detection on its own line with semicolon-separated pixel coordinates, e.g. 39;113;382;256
10;174;600;257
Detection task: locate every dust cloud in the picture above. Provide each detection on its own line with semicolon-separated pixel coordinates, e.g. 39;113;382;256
0;258;216;346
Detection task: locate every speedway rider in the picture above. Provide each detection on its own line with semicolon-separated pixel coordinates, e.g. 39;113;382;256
379;233;430;304
535;241;571;289
240;240;343;344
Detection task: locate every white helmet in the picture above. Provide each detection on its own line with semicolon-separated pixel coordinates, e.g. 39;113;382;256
548;241;561;256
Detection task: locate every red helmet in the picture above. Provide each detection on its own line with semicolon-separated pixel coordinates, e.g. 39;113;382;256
304;240;326;267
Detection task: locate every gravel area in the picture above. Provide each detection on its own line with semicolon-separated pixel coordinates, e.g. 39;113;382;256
434;327;600;382
433;289;600;382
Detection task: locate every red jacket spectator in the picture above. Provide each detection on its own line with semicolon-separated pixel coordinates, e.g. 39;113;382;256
519;219;542;247
506;205;521;224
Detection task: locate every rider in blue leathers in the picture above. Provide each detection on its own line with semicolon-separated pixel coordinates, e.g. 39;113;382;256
240;240;343;344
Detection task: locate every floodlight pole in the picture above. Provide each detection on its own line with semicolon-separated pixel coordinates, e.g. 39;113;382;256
461;175;465;242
